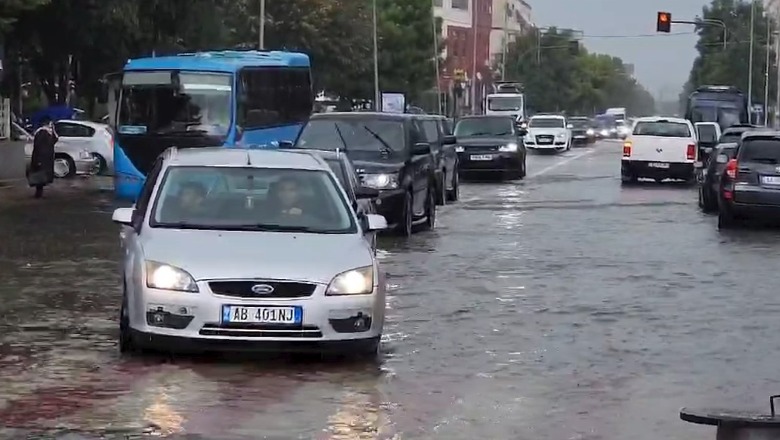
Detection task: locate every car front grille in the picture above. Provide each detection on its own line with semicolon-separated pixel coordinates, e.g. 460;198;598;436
536;135;554;144
208;281;316;298
199;323;323;338
462;144;499;152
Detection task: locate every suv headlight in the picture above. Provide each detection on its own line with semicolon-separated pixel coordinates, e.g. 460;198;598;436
455;146;464;152
146;261;198;292
362;173;399;190
326;266;374;295
498;143;518;152
586;129;594;135
79;149;92;159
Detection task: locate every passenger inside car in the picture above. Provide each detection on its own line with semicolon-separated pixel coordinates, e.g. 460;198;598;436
160;181;208;221
269;176;306;216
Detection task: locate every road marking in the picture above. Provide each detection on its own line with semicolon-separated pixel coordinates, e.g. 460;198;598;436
529;148;598;178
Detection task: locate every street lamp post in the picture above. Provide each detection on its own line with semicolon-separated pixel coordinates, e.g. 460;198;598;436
765;16;771;126
259;0;265;49
373;0;381;110
748;0;755;123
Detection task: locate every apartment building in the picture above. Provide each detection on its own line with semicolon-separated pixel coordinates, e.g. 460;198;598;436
433;0;493;111
489;0;534;68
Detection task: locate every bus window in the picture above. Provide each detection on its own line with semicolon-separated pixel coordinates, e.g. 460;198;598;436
238;68;313;129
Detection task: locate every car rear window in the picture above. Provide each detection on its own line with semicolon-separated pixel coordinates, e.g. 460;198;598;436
739;139;780;163
719;133;742;144
633;121;691;137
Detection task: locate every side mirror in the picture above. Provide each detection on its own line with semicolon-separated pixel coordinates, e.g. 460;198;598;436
412;142;430;155
278;140;294;149
364;214;388;231
355;186;380;199
716;154;729;164
442;135;456;145
112;207;134;225
98;82;108;104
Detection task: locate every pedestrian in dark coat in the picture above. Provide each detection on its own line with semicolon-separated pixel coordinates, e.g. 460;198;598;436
28;116;58;198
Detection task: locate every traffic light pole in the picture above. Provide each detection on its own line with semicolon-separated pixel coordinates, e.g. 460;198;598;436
673;19;728;49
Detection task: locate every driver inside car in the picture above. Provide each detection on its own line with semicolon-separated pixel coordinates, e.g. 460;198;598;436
269;176;307;217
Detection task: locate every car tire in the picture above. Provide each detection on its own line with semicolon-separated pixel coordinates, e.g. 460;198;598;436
446;170;459;202
421;184;436;231
436;171;447;206
54;154;76;179
119;288;135;354
395;191;413;237
701;187;717;212
718;207;737;229
92;153;107;175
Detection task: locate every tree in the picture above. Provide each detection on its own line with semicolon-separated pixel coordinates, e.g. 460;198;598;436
680;0;773;113
503;28;655;115
0;0;48;35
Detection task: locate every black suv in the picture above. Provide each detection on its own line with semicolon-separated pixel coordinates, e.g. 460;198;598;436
567;116;591;147
289;112;437;237
698;142;738;212
418;115;459;204
453;115;528;180
718;132;780;228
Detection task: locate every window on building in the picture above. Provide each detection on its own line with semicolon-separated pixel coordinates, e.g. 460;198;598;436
451;0;468;10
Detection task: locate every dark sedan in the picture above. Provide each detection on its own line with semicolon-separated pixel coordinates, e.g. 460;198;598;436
453;115;528;180
698;142;737;212
567;116;591;147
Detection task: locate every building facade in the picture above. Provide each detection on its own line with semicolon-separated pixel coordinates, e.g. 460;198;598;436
489;0;534;71
433;0;494;115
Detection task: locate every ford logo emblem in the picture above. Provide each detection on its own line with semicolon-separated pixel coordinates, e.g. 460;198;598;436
251;284;274;295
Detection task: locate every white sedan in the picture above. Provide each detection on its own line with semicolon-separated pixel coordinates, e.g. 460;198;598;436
53;120;114;175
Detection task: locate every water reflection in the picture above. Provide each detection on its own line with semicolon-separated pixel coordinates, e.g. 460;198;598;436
323;373;391;439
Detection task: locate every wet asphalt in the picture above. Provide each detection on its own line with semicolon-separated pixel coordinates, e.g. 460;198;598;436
1;140;779;440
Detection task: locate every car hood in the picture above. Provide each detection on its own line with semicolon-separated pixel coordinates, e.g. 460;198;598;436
140;229;373;283
455;136;516;146
527;127;567;136
347;152;406;174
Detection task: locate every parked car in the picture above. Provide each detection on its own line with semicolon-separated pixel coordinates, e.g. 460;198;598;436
453;115;527;179
285;148;380;251
13;122;98;178
54;120;114;175
112;147;388;356
698;142;737;212
419;114;459;204
288;112;438;237
718;131;780;228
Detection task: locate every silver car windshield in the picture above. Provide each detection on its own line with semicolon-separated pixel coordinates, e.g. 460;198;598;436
150;166;357;233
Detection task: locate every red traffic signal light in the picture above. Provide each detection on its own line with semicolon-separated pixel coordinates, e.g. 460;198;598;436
657;11;671;32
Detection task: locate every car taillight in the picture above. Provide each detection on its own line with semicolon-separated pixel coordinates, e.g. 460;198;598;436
725;158;738;179
686;143;695;160
623;141;631;157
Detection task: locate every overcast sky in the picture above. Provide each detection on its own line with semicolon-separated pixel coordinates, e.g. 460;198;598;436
532;0;708;101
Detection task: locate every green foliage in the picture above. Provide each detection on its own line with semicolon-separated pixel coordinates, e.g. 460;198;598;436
681;0;772;111
503;28;656;116
1;0;442;111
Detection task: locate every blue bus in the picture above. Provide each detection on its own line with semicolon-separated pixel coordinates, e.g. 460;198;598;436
101;50;313;200
684;85;748;130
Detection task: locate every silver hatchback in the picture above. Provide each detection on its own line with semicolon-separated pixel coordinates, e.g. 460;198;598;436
111;148;388;356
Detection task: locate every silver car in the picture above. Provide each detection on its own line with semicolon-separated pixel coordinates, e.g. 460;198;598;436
15;122;98;178
111;147;388;356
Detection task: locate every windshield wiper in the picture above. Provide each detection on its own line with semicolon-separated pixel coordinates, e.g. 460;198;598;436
465;131;492;136
361;125;394;155
333;122;349;151
232;224;346;233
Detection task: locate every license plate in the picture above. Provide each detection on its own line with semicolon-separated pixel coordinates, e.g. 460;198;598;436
222;305;302;324
470;154;493;161
761;176;780;185
648;162;670;169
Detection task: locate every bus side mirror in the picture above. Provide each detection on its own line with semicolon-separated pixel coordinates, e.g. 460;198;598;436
98;82;108;104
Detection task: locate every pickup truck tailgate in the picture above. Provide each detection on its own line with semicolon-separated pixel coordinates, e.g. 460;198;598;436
629;135;693;163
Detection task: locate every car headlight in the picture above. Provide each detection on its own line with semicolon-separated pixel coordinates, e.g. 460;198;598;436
610;128;617;133
362;173;399;190
326;266;374;295
455;146;464;152
79;150;92;159
556;133;566;139
586;129;594;135
498;142;518;152
145;261;198;292
600;129;609;136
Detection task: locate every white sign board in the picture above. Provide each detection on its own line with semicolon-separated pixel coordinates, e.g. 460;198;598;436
381;93;405;113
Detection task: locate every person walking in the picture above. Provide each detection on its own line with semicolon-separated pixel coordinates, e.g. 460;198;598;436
27;116;58;198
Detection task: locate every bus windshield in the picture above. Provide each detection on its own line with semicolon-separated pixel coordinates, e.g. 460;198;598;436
487;96;523;111
118;71;232;138
690;105;742;129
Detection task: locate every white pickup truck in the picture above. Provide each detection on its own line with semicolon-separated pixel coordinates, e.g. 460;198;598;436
621;116;697;184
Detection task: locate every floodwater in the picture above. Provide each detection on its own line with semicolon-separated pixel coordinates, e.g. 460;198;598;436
1;141;779;439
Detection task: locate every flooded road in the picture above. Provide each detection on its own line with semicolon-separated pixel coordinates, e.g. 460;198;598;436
1;140;779;439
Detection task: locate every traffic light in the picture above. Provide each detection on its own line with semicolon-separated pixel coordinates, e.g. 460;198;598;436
657;11;671;32
568;40;579;55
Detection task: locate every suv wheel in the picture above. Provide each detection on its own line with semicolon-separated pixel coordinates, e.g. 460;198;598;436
395;191;413;237
421;185;436;231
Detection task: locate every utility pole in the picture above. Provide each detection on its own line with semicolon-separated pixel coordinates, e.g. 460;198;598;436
765;15;771;126
501;0;508;81
431;0;442;114
373;0;381;110
470;0;478;114
258;0;265;49
776;25;780;127
748;0;756;123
